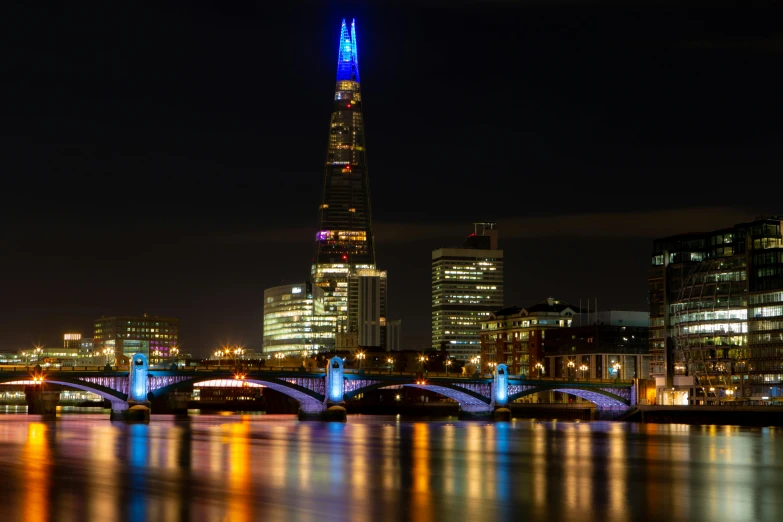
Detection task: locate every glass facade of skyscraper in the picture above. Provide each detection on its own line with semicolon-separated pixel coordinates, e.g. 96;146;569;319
263;282;336;356
649;217;783;404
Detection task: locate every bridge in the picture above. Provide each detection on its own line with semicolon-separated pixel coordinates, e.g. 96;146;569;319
0;355;637;420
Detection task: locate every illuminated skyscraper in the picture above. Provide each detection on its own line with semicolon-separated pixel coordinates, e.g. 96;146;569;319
432;223;504;360
312;19;376;336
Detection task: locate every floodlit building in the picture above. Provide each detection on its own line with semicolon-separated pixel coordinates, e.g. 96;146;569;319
432;222;504;360
480;298;577;375
63;333;81;350
263;282;336;356
649;216;783;405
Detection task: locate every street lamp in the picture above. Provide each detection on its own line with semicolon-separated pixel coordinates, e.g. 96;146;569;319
418;354;428;372
102;348;113;366
613;362;622;382
387;357;394;375
355;351;366;371
275;352;285;367
535;362;545;379
567;360;575;379
579;364;588;380
445;358;452;376
21;351;27;367
34;346;43;363
234;347;244;364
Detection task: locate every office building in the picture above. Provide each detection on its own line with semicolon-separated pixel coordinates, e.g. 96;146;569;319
480;297;576;375
543;310;650;380
347;268;387;349
94;314;179;360
386;320;402;352
432;222;504;360
79;337;94;355
649;216;783;404
63;333;81;350
263;282;336;356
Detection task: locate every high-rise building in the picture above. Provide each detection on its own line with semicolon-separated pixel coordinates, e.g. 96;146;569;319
312;19;377;336
94;314;179;360
649;216;783;405
386;319;402;352
432;222;504;360
347;268;387;349
63;333;81;350
263;282;336;356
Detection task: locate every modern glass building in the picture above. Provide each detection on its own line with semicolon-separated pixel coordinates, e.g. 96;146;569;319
432;223;504;360
649;216;783;405
312;19;376;335
263;282;336;356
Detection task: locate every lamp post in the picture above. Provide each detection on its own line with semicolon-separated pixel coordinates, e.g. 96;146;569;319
418;354;428;372
171;346;179;366
535;362;545;379
34;346;43;364
234;347;244;365
567;360;575;380
21;351;27;367
613;362;622;383
445;358;452;376
102;348;113;366
579;364;588;380
275;352;285;367
356;351;365;371
387;357;394;375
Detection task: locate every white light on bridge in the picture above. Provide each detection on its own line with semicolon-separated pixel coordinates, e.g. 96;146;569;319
194;379;264;388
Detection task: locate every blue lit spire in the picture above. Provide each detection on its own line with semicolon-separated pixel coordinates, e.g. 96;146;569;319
336;18;360;83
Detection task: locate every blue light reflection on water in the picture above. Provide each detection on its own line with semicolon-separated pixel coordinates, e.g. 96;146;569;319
0;415;782;522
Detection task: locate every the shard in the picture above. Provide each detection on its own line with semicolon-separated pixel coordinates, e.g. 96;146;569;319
312;19;377;337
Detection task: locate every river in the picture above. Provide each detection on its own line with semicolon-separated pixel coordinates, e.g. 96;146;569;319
0;413;781;521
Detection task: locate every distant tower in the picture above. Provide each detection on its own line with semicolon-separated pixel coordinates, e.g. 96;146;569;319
312;19;377;337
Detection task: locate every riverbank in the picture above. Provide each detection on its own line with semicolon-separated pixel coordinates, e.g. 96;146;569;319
622;405;783;426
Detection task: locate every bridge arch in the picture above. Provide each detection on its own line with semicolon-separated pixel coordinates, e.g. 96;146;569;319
508;386;630;408
149;375;327;413
345;380;492;411
0;376;128;409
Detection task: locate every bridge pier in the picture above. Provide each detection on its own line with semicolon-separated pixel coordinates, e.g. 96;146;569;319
297;356;347;422
25;386;60;416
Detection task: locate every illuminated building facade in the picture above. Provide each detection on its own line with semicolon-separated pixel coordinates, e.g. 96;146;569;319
650;216;783;404
347;268;387;349
93;314;179;360
263;282;336;356
63;333;81;350
480;298;577;375
432;223;504;360
312;19;378;335
542;311;650;380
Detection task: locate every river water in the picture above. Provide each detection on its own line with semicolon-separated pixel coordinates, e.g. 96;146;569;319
0;413;781;522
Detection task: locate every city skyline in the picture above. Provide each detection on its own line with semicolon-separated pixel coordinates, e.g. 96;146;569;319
2;3;780;355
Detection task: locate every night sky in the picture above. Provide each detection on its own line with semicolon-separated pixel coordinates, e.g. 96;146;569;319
2;1;780;355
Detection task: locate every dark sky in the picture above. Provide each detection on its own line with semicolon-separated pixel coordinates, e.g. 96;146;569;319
1;1;780;355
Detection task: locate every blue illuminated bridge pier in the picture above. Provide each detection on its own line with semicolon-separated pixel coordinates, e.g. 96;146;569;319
0;355;638;420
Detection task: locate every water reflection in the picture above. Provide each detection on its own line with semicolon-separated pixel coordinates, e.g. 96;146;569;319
23;422;50;522
0;415;782;522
